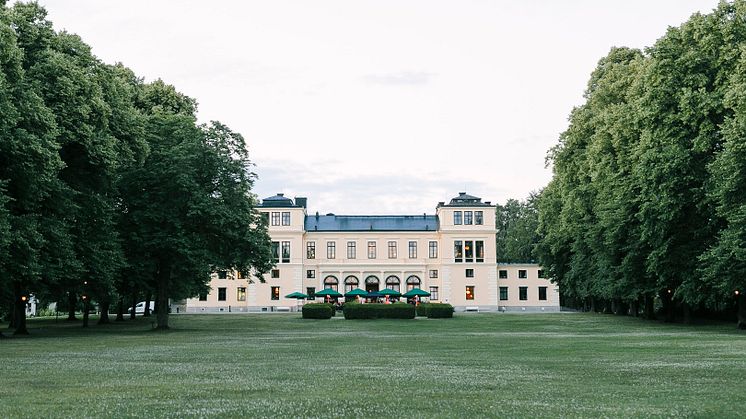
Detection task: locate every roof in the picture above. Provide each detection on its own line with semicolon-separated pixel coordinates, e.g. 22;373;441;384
305;215;439;232
439;192;494;207
259;193;300;208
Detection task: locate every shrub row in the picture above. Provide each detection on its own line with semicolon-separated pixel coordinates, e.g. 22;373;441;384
343;302;415;319
416;303;455;318
302;303;335;319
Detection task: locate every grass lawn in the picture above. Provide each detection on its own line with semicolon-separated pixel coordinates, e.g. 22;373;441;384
1;313;745;418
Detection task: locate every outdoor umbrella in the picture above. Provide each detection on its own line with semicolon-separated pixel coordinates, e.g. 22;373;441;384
314;288;343;302
402;288;431;298
285;292;309;299
377;288;402;297
344;288;369;298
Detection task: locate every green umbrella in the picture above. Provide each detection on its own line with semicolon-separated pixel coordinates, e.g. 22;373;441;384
378;288;402;297
285;292;308;299
314;288;343;298
403;288;431;298
344;288;369;297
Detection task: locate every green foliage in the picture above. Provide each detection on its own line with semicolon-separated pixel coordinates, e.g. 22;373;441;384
343;302;415;319
301;303;333;319
495;195;540;263
423;303;454;318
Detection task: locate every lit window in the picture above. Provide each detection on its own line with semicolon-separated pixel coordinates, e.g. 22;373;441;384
519;270;527;279
475;211;483;225
408;241;417;258
519;286;528;300
327;242;336;259
465;286;475;300
476;241;484;263
464;240;473;262
237;287;246;301
271;241;279;263
388;241;397;259
429;286;439;300
281;241;290;263
347;241;356;259
429;269;438;278
271;286;280;300
454;211;462;225
539;286;547;301
271;212;280;226
307;242;315;259
281;211;290;226
429;241;438;258
306;270;315;279
499;287;508;301
499;270;508;279
236;271;244;280
368;241;376;259
454;240;463;263
271;269;280;278
466;269;474;278
464;211;473;225
218;287;227;301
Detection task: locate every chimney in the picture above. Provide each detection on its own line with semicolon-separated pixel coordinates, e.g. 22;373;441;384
277;193;284;197
459;192;466;196
295;197;307;208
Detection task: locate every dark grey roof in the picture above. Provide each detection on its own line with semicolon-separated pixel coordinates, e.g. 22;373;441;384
259;193;298;208
440;192;493;207
305;215;439;232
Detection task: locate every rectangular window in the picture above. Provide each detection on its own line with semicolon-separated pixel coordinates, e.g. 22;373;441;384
388;241;397;259
306;269;315;279
499;269;508;279
281;241;290;263
476;241;484;263
306;287;316;301
464;211;473;225
429;286;439;300
307;242;315;259
347;241;356;259
281;211;290;226
475;211;483;225
327;242;336;259
465;285;475;300
217;270;227;279
408;241;417;258
237;287;246;302
519;269;527;279
466;268;474;278
271;286;280;300
218;287;226;301
271;269;280;279
429;269;438;278
271;212;280;226
198;293;207;301
464;240;474;262
454;211;462;225
236;271;244;280
454;240;463;263
271;241;279;263
429;241;438;258
519;286;528;301
539;286;547;301
368;241;376;259
499;286;508;301
538;270;546;278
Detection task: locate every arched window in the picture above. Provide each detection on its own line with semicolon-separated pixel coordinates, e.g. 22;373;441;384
385;275;401;292
344;275;359;293
324;275;338;291
406;275;421;292
365;275;379;293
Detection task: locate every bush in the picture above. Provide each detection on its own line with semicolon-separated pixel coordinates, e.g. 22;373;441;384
416;303;430;317
302;303;333;319
426;303;454;318
343;302;415;320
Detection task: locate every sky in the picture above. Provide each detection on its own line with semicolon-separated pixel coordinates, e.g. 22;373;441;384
33;0;722;214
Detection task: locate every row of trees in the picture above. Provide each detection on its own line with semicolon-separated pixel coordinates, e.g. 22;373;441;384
535;1;746;328
0;2;273;336
495;195;539;263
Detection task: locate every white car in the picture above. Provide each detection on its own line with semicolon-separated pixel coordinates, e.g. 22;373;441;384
128;301;153;315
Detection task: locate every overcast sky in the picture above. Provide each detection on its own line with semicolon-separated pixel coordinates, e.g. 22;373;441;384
35;0;720;214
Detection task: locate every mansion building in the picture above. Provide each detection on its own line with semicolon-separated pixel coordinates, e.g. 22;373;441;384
185;192;559;312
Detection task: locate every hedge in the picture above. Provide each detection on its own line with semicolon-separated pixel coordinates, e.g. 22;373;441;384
343;302;415;319
302;303;334;319
424;303;454;318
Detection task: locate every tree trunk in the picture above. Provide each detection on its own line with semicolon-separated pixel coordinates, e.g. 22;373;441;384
682;301;692;325
66;292;77;321
98;300;110;325
644;293;655;320
143;292;152;317
737;294;746;330
155;261;171;330
130;294;137;320
8;302;17;328
590;297;597;313
661;291;675;323
12;283;29;335
115;297;125;322
631;299;639;317
82;297;90;328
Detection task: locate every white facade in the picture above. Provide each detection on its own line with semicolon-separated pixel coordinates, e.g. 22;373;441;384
186;193;559;312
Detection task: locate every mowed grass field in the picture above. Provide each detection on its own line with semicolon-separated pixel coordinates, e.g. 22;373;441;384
1;313;745;418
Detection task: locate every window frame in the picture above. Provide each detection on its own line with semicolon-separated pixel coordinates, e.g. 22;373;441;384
218;287;227;301
388;241;397;259
271;269;280;279
237;287;246;302
465;268;474;278
454;211;462;225
465;285;475;300
519;286;528;301
271;286;280;300
499;286;508;301
429;241;438;258
271;212;280;226
518;269;528;279
498;269;508;279
367;241;377;259
475;211;483;225
408;241;417;259
429;269;438;278
429;286;439;300
454;240;463;263
306;269;315;279
281;241;290;263
306;241;316;259
464;211;473;225
347;241;356;259
327;241;336;259
281;211;291;226
539;286;548;301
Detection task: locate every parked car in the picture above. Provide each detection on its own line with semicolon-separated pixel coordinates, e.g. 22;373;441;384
128;301;152;315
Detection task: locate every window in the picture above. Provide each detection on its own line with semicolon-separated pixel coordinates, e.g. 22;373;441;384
454;240;463;262
237;287;246;302
344;276;359;293
388;241;397;259
464;240;474;262
324;276;338;291
475;211;483;225
306;287;316;301
217;270;227;279
464;211;473;225
327;242;336;259
198;293;207;301
307;242;316;259
466;269;474;278
538;270;546;278
306;269;315;279
218;287;227;301
281;241;290;263
429;241;438;258
368;241;376;259
281;211;290;226
454;211;462;225
408;241;417;258
539;286;547;301
271;286;280;300
476;241;484;263
271;241;279;263
500;287;508;301
465;286;475;300
519;286;528;301
236;271;244;280
499;270;508;279
429;269;438;278
271;212;280;226
365;276;379;292
429;286;439;300
271;269;280;278
386;275;400;292
406;275;421;292
347;241;356;259
519;269;527;279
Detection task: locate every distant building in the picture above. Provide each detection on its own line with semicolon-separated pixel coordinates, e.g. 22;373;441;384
186;192;559;312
